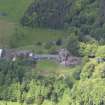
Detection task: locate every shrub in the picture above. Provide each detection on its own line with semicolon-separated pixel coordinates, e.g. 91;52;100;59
65;34;80;56
36;42;42;46
81;62;96;79
96;46;105;58
44;42;52;49
56;39;63;46
25;97;35;105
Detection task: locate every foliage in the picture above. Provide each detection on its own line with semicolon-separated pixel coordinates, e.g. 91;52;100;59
1;57;105;105
21;0;72;29
79;42;98;56
20;0;105;42
65;34;80;56
96;46;105;58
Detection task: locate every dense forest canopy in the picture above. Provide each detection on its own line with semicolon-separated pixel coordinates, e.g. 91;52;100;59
21;0;72;28
21;0;105;42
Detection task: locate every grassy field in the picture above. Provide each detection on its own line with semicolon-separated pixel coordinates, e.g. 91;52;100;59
0;0;33;22
0;0;33;47
0;20;64;48
34;60;81;77
36;60;61;74
10;26;64;47
0;20;15;47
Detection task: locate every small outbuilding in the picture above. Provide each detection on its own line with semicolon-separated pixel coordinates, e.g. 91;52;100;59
0;49;6;58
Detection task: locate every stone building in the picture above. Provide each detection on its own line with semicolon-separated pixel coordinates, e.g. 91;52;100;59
58;48;81;66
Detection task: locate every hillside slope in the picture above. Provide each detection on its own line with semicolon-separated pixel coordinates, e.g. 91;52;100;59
0;0;65;49
21;0;105;41
0;0;104;49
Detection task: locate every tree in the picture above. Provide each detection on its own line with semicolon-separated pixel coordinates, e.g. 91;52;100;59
65;34;80;56
100;0;105;25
